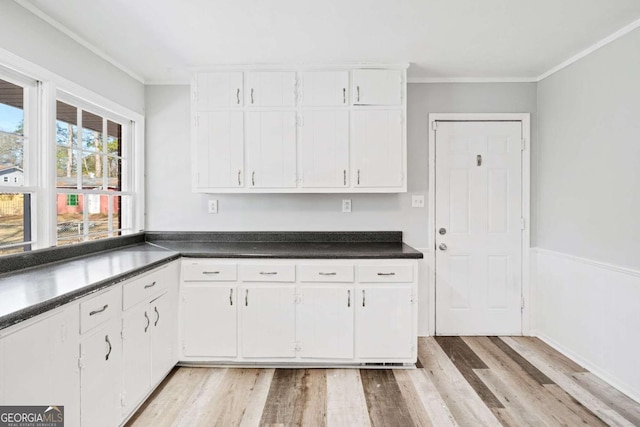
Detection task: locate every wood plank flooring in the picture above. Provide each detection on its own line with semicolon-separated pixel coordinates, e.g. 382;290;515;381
126;337;640;426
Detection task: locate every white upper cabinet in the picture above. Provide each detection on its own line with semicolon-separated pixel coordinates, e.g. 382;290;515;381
300;110;349;188
245;71;296;106
246;111;297;188
352;110;404;188
299;71;349;106
193;72;243;109
352;69;403;105
193;111;244;189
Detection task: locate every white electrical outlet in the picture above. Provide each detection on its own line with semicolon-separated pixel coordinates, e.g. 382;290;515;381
342;199;352;213
208;199;218;214
412;195;425;208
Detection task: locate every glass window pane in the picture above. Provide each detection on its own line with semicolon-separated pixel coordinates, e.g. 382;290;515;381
82;111;103;152
107;120;121;156
81;151;104;189
0;79;24;135
87;194;108;234
111;195;121;232
107;156;121;190
56;101;78;148
57;193;84;241
0;133;24;175
56;146;78;188
0;193;31;246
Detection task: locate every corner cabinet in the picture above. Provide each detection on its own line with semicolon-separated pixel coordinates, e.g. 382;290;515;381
191;64;408;193
179;258;418;365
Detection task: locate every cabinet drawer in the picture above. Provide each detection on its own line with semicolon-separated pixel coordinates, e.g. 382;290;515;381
298;265;354;282
240;264;295;282
123;267;169;310
183;263;237;282
358;265;413;283
80;287;121;334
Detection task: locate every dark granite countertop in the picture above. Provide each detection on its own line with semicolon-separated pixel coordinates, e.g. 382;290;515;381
151;240;423;259
0;244;179;331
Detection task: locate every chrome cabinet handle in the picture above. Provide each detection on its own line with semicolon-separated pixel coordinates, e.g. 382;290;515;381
89;304;108;316
377;272;396;276
362;290;366;307
356;86;360;102
357;169;360;185
154;306;160;326
238;170;242;186
318;272;336;276
229;288;234;306
144;311;150;332
236;88;240;104
144;281;156;289
202;271;220;275
348;290;351;307
245;289;249;306
105;335;112;361
343;88;346;104
259;271;278;275
252;171;255;186
250;88;254;104
343;170;346;186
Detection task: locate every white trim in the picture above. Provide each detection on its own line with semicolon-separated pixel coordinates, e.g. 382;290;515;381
427;113;531;336
192;63;410;72
408;77;537;84
537;17;640;81
13;0;145;84
532;247;640;278
145;79;190;86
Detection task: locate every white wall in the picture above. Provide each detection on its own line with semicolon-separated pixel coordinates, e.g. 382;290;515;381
534;27;640;400
0;1;144;114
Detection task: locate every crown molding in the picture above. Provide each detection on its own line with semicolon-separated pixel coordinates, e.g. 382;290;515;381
408;77;537;83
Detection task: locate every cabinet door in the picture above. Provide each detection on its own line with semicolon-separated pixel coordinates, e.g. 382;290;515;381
241;285;296;358
194;112;244;189
296;286;354;359
352;110;403;188
80;319;122;427
193;72;243;109
246;112;297;188
121;303;151;415
356;286;413;359
352;69;402;105
182;285;238;357
245;71;296;106
300;110;349;188
150;293;174;384
300;71;349;106
3;307;80;427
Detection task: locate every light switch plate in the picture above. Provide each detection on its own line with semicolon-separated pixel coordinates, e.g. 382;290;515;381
412;195;425;208
342;199;352;213
208;199;218;214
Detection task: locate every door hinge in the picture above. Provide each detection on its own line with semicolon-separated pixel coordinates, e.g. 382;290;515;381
521;296;525;311
432;121;438;131
521;138;525;151
521;217;526;230
193;115;199;127
78;357;84;370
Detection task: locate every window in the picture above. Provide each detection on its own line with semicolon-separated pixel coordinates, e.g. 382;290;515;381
0;72;35;255
55;98;133;245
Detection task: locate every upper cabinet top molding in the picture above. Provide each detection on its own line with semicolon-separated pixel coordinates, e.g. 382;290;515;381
191;63;410;72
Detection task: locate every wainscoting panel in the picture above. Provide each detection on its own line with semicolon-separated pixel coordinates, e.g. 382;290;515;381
532;248;640;403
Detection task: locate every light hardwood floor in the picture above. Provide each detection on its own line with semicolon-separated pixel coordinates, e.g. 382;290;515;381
126;337;640;426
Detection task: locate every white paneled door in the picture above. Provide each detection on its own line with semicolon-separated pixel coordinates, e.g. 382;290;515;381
435;121;523;335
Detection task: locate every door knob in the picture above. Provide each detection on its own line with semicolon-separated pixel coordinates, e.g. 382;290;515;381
439;227;447;235
439;243;448;251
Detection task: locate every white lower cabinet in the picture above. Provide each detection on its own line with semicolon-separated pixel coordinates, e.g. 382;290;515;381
241;285;297;358
1;305;80;427
121;301;152;415
296;286;354;359
180;259;417;364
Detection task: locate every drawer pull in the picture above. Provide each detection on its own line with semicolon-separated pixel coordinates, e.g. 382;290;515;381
319;272;337;276
144;281;157;289
245;289;249;306
259;271;278;275
202;271;220;275
347;290;351;307
154;306;160;327
89;304;108;316
105;335;112;361
377;272;396;276
230;288;234;306
362;289;366;307
144;311;150;333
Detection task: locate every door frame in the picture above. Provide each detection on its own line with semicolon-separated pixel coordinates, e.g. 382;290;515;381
427;113;531;336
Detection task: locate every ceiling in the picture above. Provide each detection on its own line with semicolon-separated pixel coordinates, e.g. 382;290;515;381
17;0;640;84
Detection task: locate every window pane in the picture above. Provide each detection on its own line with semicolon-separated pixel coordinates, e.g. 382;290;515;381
0;134;24;176
107;121;121;157
87;194;108;234
82;110;103;152
0;193;31;246
56;146;78;188
56;101;78;148
0;79;24;135
57;193;84;241
107;156;121;190
111;195;122;232
81;151;104;189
